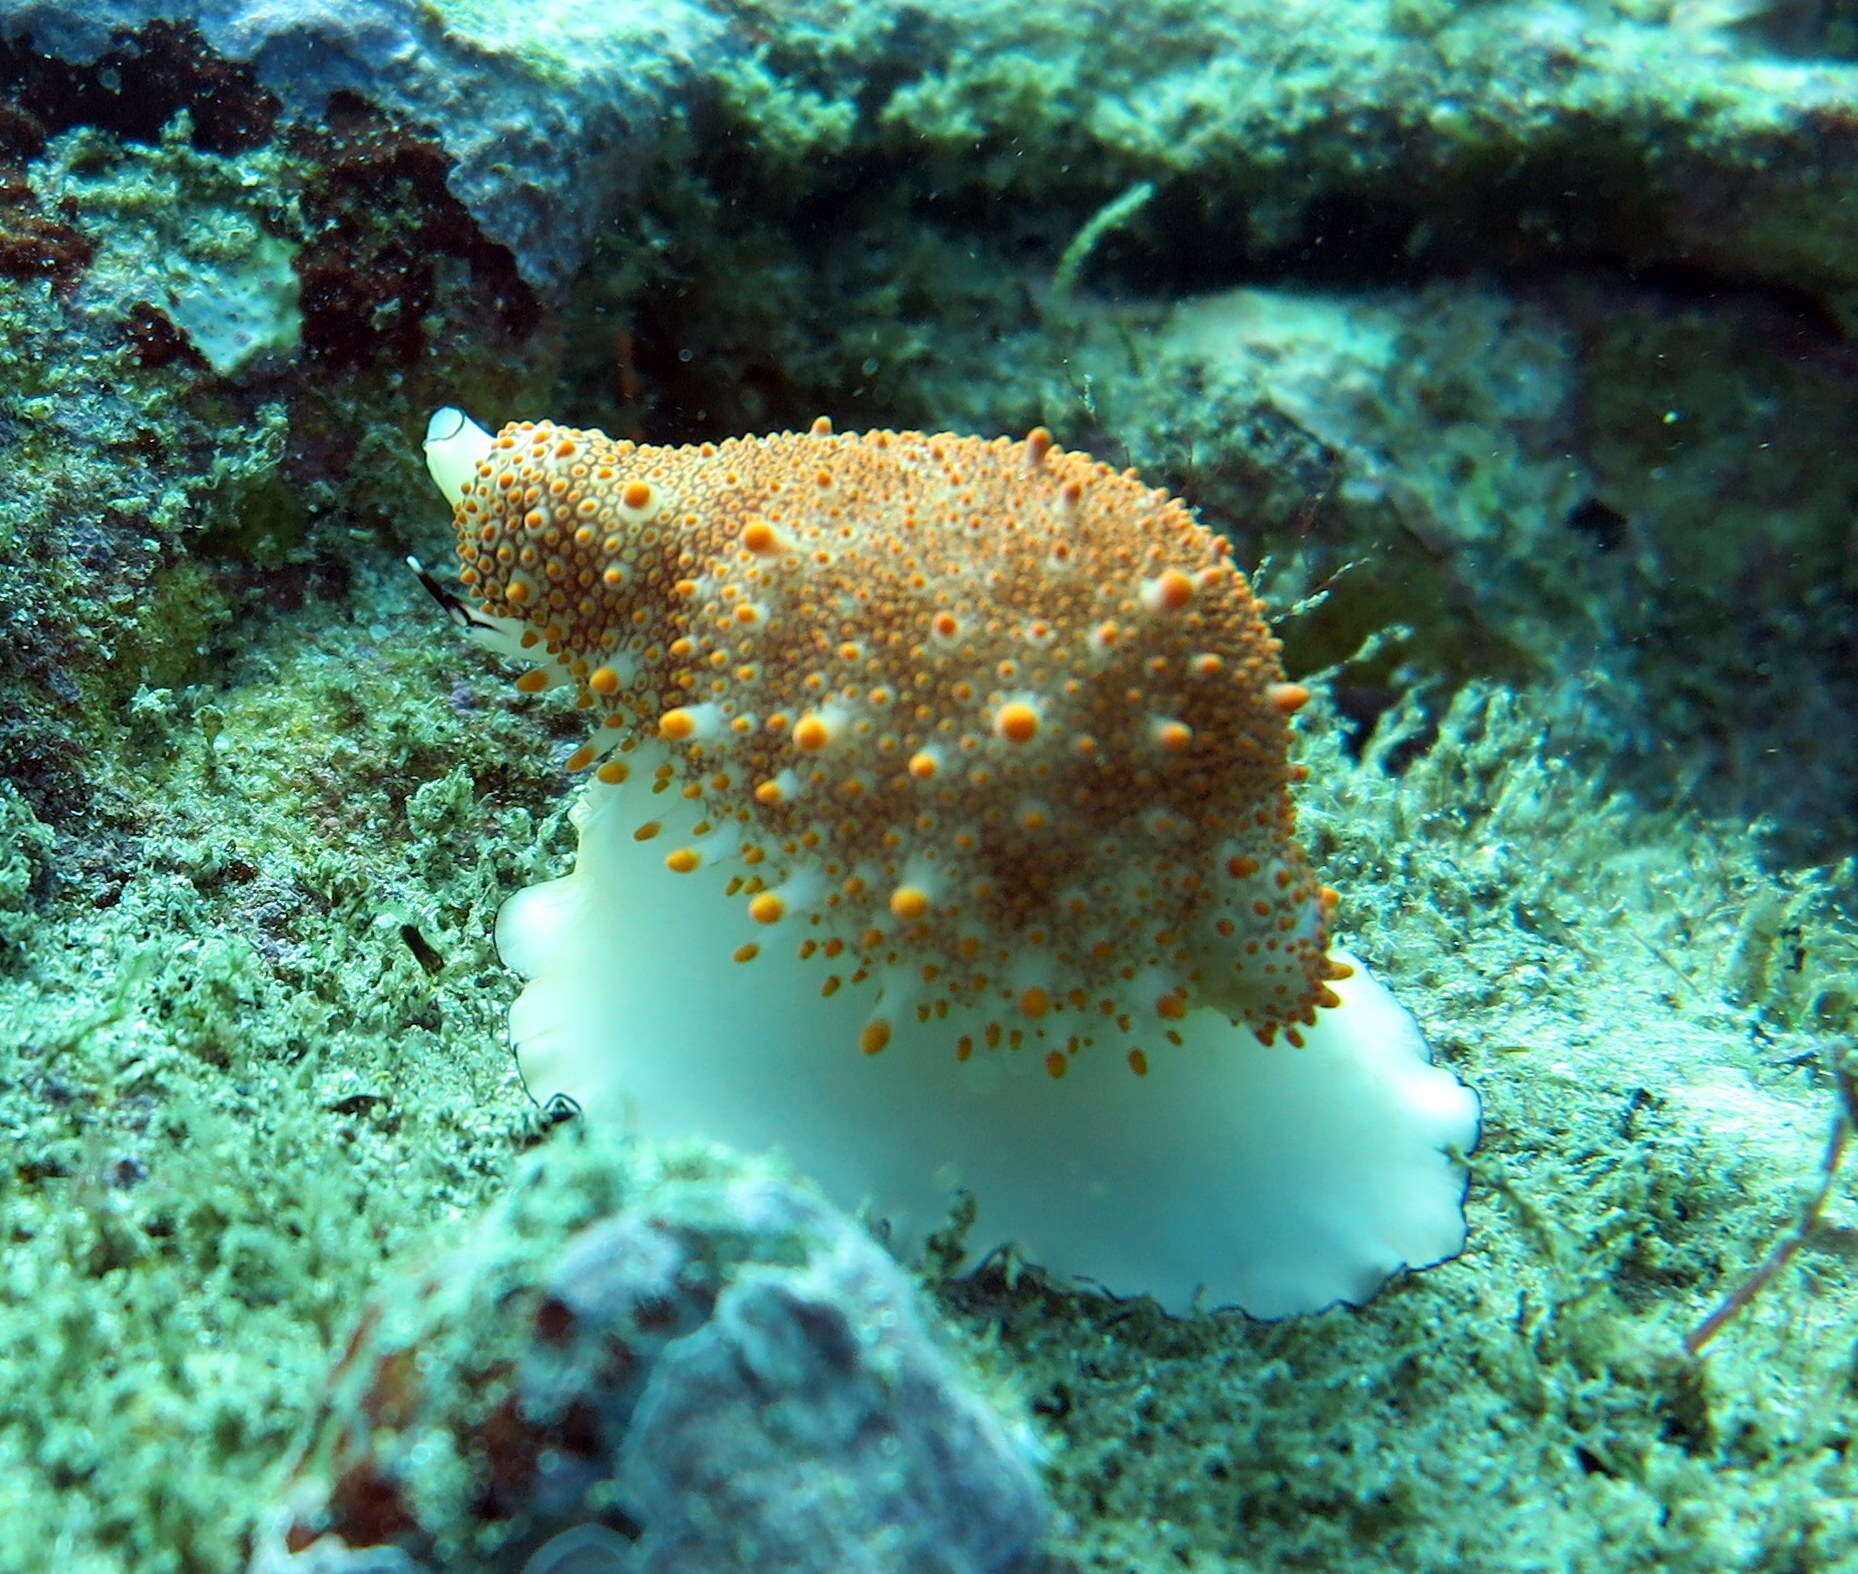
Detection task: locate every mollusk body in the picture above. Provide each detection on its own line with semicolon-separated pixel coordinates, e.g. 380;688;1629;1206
424;407;1478;1316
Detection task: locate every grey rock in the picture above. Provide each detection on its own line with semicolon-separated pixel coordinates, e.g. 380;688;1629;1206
251;1131;1050;1574
0;0;729;290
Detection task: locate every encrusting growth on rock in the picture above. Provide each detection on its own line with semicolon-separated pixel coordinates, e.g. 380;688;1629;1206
447;413;1345;1072
421;407;1478;1318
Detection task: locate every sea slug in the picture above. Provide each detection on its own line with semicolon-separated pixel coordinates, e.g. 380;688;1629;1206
421;408;1479;1317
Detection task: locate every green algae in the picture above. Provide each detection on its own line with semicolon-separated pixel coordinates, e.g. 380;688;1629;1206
31;117;304;378
937;684;1858;1572
0;106;550;833
0;120;315;830
1;0;1856;1569
5;587;1855;1569
0;567;560;1571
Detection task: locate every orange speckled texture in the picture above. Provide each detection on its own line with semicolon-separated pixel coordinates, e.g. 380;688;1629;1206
453;419;1344;1069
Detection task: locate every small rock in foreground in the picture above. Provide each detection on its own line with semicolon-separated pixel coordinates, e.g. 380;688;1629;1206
248;1129;1051;1574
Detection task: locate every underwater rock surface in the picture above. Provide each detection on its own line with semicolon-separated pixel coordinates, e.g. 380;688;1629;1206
4;0;727;291
250;1133;1049;1574
0;2;1855;1572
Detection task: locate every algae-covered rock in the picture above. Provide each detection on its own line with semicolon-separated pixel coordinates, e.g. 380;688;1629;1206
1;3;1856;1573
251;1132;1050;1574
3;0;730;292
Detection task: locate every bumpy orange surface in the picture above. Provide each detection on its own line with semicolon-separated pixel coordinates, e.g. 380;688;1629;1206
451;418;1344;1073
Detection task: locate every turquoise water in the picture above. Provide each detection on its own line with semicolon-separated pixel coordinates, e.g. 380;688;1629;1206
1;2;1855;1569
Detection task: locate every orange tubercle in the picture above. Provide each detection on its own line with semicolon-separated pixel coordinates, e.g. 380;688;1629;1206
889;886;931;921
745;519;785;557
1151;570;1194;610
1268;682;1311;716
994;702;1040;744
